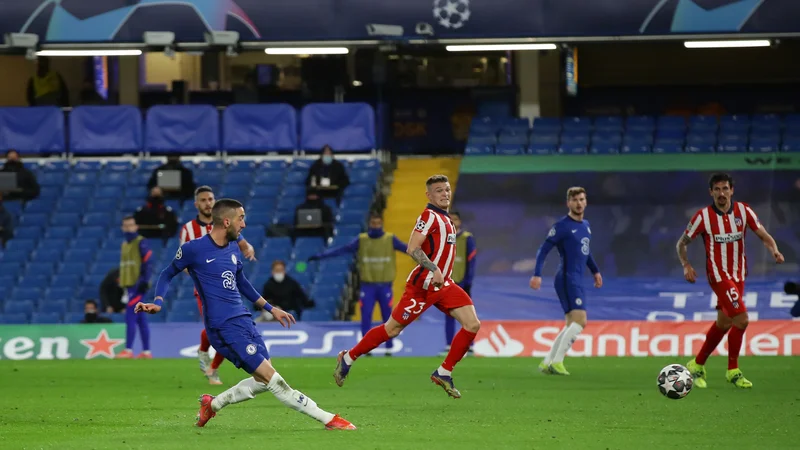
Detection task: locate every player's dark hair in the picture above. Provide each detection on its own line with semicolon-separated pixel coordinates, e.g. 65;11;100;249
212;198;243;225
194;185;213;197
369;212;383;220
450;211;460;219
271;259;286;269
708;173;734;189
426;174;449;188
122;215;136;223
84;299;98;307
566;186;586;200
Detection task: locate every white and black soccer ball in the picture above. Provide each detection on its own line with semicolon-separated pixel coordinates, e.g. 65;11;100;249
657;364;693;400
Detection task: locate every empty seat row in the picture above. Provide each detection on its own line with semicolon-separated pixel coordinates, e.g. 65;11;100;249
0;103;376;155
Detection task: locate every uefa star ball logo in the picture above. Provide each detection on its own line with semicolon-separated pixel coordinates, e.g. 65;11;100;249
21;0;261;41
433;0;471;30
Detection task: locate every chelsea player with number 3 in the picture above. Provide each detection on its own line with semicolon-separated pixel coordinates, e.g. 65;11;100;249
529;187;602;376
135;199;355;430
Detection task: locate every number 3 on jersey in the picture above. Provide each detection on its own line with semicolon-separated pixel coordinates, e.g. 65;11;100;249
404;298;426;315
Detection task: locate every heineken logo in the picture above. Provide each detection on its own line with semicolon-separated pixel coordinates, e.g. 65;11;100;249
80;329;125;359
0;325;125;360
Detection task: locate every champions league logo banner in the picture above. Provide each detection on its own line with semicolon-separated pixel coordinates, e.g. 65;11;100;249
0;1;795;43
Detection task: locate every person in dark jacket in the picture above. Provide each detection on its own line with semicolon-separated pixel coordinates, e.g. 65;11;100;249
259;260;313;321
306;145;349;202
293;188;334;240
134;187;179;241
1;150;40;202
81;300;113;324
147;155;197;202
26;56;70;107
0;192;13;249
100;267;125;313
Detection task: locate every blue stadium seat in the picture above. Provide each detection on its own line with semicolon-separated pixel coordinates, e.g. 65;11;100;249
20;213;48;227
55;199;88;214
464;143;494;156
688;115;718;132
749;135;780;153
719;114;750;133
531;117;561;133
293;238;326;260
593;116;623;132
46;287;76;302
782;138;800;152
167;309;199;322
495;144;526;155
264;237;293;253
64;312;85;324
45;226;75;239
4;300;34;315
106;161;134;171
625;116;655;132
14;227;43;240
652;142;684;153
0;313;30;324
39;172;68;186
68;172;98;185
336;210;367;226
41;299;68;315
96;185;125;198
24;199;55;214
656;116;686;131
717;133;748;152
30;312;63;324
685;132;716;153
497;130;528;145
561;117;591;132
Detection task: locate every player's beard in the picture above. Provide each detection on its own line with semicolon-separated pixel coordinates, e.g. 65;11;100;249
226;228;240;242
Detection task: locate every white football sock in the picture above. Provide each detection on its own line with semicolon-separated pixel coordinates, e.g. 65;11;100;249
543;327;567;365
343;352;354;365
552;323;583;364
268;373;335;424
436;365;452;377
211;377;269;412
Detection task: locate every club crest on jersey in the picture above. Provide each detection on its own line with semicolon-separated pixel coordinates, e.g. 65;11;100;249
548;227;556;237
447;233;456;244
231;254;237;264
175;248;182;260
246;344;257;355
734;217;743;227
415;219;426;232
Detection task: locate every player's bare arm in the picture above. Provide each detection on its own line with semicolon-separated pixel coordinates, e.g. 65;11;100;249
407;230;444;287
676;234;697;283
253;297;296;327
238;239;256;261
753;226;785;263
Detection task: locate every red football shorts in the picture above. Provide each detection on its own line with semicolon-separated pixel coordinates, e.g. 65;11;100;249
391;282;473;326
195;289;203;314
710;279;746;317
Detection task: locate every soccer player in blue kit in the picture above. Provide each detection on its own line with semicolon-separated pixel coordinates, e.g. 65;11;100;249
135;199;355;430
529;187;602;376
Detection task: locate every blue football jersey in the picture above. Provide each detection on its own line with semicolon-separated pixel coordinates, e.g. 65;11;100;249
160;235;259;329
534;215;599;279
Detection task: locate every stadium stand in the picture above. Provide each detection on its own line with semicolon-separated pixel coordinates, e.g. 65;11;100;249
465;113;799;155
0;103;382;324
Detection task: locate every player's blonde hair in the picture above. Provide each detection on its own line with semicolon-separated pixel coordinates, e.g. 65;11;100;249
566;186;586;200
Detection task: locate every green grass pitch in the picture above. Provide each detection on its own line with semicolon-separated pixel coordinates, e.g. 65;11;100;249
1;357;798;450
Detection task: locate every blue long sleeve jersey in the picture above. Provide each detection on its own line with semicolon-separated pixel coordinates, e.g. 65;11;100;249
154;235;266;328
312;232;407;260
533;215;599;278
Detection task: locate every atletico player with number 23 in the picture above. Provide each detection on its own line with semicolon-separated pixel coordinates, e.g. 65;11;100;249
677;173;783;389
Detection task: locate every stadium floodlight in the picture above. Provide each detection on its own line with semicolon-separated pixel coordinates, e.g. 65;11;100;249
683;40;770;49
4;32;40;60
265;47;349;55
445;43;557;52
36;49;143;57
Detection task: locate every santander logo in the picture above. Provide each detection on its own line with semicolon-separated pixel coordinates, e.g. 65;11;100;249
474;324;525;357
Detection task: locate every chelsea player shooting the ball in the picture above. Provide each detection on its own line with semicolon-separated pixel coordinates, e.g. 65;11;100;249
135;199;355;430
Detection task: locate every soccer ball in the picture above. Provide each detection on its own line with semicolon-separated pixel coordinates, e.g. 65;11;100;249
433;0;471;30
657;364;693;400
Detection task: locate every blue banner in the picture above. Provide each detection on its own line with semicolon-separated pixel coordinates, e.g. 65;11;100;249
2;1;795;43
146;321;451;358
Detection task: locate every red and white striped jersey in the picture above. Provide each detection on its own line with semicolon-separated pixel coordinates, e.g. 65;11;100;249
406;204;457;290
684;201;762;284
180;216;213;245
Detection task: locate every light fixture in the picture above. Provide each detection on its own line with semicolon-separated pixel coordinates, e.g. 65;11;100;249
445;43;557;52
683;40;770;49
265;47;349;55
36;49;143;57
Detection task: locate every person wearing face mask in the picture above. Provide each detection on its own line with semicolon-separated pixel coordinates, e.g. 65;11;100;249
309;213;408;355
259;260;313;322
146;155;197;202
81;300;113;324
1;150;40;202
116;216;153;359
306;145;350;203
293;188;334;240
134;186;179;241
